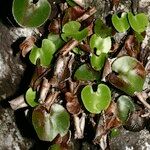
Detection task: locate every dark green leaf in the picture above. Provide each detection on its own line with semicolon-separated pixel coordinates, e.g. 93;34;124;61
32;103;70;141
117;95;135;123
81;84;111;114
12;0;51;27
94;18;112;38
48;144;61;150
74;64;100;81
128;12;149;33
66;0;77;6
112;13;130;32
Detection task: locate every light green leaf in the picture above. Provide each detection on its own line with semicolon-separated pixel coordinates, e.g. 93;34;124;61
25;88;38;107
32;103;70;141
112;13;130;33
81;84;111;114
29;39;56;67
128;12;149;33
90;53;107;71
62;21;88;41
12;0;51;27
74;64;100;81
90;34;111;55
117;95;135;123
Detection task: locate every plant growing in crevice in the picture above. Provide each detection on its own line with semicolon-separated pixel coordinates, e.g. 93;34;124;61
9;0;150;149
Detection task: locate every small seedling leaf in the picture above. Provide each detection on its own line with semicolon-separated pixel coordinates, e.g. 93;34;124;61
81;84;111;114
25;88;38;107
117;95;135;123
29;39;56;67
90;34;111;55
94;18;112;38
90;53;107;71
128;12;149;33
112;13;130;33
74;64;100;81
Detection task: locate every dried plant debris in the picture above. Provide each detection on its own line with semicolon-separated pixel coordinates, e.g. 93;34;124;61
9;0;150;149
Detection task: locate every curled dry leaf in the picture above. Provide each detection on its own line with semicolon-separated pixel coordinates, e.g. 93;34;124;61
124;35;139;58
19;36;36;57
49;18;61;34
65;92;81;115
62;6;85;24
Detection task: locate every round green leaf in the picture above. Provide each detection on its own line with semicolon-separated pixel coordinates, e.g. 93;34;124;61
111;56;146;95
117;95;135;123
81;84;111;114
25;88;38;107
90;53;107;71
29;39;56;67
90;34;111;55
128;12;149;33
74;64;100;81
112;13;130;33
32;103;70;141
12;0;51;27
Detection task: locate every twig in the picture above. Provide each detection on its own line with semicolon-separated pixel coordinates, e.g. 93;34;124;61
76;7;97;22
9;95;28;110
135;92;150;110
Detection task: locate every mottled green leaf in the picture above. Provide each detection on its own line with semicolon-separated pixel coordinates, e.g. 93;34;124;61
90;34;111;55
29;39;56;67
110;56;146;95
32;103;70;141
12;0;51;27
112;13;130;33
128;12;149;33
74;64;100;81
25;88;38;107
81;84;111;114
117;95;135;123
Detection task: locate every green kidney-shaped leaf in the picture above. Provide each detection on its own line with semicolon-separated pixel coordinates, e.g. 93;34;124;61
25;88;38;107
90;53;107;71
110;56;146;95
112;13;130;33
32;103;70;141
74;64;100;81
117;95;135;123
94;18;112;38
29;39;56;67
128;12;149;33
90;34;111;55
81;84;111;114
62;21;88;41
12;0;51;27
